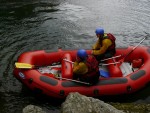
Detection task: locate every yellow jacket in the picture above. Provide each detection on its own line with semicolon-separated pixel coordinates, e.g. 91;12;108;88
73;61;88;75
92;34;112;55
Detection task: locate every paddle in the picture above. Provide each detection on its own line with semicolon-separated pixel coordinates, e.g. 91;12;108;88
15;62;60;69
15;62;91;85
121;37;146;62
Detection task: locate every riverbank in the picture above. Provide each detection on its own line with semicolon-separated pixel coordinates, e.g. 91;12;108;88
23;92;150;113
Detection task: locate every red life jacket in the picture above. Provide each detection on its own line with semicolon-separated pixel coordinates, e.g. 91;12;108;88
100;33;116;53
106;33;116;52
84;55;99;77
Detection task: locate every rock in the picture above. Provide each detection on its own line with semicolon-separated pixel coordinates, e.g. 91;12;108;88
22;105;46;113
61;92;125;113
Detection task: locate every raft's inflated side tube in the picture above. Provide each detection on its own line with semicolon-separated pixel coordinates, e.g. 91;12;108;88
61;53;73;79
106;58;122;77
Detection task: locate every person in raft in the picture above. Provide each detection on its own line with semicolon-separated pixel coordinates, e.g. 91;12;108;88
73;49;100;85
92;27;116;61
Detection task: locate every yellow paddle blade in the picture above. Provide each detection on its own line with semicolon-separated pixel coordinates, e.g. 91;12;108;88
15;62;33;69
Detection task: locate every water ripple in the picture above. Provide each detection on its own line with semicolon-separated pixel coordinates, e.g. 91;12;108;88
0;0;150;112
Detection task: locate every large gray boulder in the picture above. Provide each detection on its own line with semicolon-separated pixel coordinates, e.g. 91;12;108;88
61;92;125;113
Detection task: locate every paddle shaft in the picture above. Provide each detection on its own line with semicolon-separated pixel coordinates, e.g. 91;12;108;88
100;62;120;66
101;55;122;61
63;59;74;64
124;37;146;60
56;77;91;85
63;59;121;66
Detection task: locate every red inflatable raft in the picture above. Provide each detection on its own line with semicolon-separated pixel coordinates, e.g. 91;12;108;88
13;46;150;98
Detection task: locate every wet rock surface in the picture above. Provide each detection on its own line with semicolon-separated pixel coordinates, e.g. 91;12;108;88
23;93;150;113
61;92;124;113
23;105;46;113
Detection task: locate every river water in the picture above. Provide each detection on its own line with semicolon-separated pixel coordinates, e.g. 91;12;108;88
0;0;150;112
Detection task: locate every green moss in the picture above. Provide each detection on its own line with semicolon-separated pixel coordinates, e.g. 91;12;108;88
109;103;150;113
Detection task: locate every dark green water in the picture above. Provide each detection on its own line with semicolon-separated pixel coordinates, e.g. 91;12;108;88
0;0;150;112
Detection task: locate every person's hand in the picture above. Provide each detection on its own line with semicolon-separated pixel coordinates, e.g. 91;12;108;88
91;50;94;55
91;50;93;54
